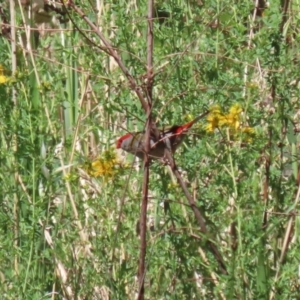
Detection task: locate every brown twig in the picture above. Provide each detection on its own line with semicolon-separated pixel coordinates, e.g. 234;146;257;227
139;117;151;300
137;113;152;296
137;1;154;299
66;0;149;113
164;150;227;274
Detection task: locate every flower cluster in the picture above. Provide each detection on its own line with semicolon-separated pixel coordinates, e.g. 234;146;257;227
205;104;255;142
84;149;122;179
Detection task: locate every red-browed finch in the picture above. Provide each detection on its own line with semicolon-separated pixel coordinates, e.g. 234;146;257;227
116;112;208;159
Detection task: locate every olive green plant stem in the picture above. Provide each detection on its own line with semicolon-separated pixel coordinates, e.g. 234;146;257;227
146;0;154;103
56;72;91;256
10;0;19;276
198;248;226;300
58;158;92;256
267;8;291;297
224;129;242;253
224;131;245;290
69;75;90;164
269;180;300;300
165;150;227;274
9;1;17;104
17;0;55;135
18;0;90;258
215;0;220;70
280;0;291;33
63;76;93;254
242;0;259;97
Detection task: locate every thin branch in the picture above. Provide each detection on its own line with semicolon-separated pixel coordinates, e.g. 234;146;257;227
269;184;300;300
164;151;227;274
66;0;148;113
242;0;258;98
137;1;154;299
10;0;19;276
279;0;290;33
138;118;151;300
146;1;154;103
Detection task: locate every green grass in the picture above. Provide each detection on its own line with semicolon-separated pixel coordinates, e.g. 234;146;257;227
0;0;300;299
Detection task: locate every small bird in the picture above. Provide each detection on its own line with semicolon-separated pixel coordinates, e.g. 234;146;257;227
116;112;208;159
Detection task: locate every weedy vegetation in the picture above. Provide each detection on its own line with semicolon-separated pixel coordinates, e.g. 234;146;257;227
0;0;300;299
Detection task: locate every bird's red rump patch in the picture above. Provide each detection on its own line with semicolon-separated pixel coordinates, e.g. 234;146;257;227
116;133;133;148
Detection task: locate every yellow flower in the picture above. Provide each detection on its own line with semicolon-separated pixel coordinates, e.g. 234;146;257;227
222;114;240;130
85;149;120;179
219;104;242;130
205;116;219;132
204;104;255;142
205;105;224;132
229;104;242;115
0;75;8;84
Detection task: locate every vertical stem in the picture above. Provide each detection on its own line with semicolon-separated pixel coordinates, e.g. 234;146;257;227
10;0;19;275
166;152;227;274
10;1;17;104
146;0;154;102
138;126;150;300
280;0;290;33
242;0;258;98
138;1;154;299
